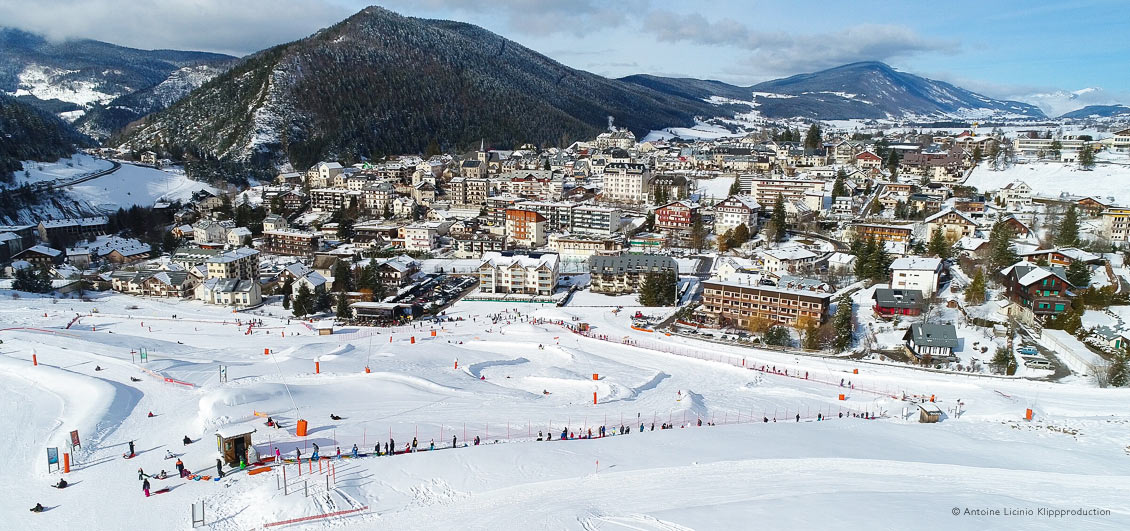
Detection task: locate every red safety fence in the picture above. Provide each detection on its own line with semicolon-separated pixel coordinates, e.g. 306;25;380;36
262;505;368;527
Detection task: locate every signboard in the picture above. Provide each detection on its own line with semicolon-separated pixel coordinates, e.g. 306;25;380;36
70;430;81;449
47;447;60;472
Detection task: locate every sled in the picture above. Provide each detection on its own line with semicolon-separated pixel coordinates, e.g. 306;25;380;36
151;488;170;495
247;467;270;476
123;453;136;459
201;475;211;481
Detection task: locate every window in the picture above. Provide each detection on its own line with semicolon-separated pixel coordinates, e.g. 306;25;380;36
1054;304;1065;312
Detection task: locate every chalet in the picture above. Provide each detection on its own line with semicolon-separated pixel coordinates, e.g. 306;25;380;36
854;151;882;169
1017;247;1101;266
376;255;421;291
849;223;914;243
1077;196;1114;217
903;323;959;362
13;245;64;268
654;200;698;231
925;209;977;242
1000;215;1034;239
874;287;925;317
1000;261;1073;318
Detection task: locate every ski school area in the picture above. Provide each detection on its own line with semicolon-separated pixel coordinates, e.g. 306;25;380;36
2;291;1130;530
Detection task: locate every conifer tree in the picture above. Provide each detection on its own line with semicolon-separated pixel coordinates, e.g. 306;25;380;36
1056;205;1080;247
831;295;854;351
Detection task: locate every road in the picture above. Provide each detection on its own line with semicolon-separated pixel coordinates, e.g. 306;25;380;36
33;159;122;192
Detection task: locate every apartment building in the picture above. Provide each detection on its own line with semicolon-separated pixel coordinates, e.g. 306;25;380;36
713;195;760;234
848;223;915;243
505;209;547;247
37;216;109;244
261;229;321;256
588;254;677;294
477;251;559;296
570;205;620;236
746;176;825;209
205;247;260;281
602;163;650;204
547;233;623;260
699;279;832;328
1101;207;1130;243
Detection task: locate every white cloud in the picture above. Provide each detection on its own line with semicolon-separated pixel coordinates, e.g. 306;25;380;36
645;10;957;79
0;0;351;56
384;0;648;36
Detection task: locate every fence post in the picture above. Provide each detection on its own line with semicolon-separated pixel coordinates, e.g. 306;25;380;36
304;480;308;497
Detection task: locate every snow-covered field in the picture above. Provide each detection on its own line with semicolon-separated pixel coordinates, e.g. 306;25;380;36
14;154;217;212
695;175;736;201
64;163;216;211
965;160;1130;204
2;291;1129;530
14;153;113;185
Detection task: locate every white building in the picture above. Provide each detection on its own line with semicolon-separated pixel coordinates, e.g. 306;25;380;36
997;181;1032;211
760;248;818;273
403;224;439;252
713;195;760;234
195;278;262;307
226;227;252;248
477;252;559;296
888;256;945;296
601;163;649;204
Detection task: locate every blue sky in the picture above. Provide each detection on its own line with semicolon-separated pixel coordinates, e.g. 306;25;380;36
4;0;1127;112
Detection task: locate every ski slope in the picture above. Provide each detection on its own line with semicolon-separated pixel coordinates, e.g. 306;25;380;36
1;291;1128;529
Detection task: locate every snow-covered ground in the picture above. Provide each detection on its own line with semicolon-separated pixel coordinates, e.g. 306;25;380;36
13;153;114;185
65;163;216;211
965;160;1130;204
14;155;217;212
3;291;1129;529
695;175;736;201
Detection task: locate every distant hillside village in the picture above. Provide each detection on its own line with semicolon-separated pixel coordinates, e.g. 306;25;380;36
5;124;1130;384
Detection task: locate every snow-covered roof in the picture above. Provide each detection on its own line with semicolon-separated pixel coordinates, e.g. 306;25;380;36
480;251;558;270
762;248;817;261
889;257;943;271
924;208;976;225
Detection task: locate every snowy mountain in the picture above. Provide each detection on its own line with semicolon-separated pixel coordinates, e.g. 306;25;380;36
622;62;1047;121
115;6;717;168
0;27;234;133
1057;104;1130;120
74;61;236;139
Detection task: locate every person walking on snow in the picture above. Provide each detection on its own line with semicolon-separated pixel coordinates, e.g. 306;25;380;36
453;435;457;448
216;458;224;478
796;414;800;422
275;448;281;462
175;459;185;478
411;437;418;452
128;440;135;457
351;444;358;458
142;478;151;497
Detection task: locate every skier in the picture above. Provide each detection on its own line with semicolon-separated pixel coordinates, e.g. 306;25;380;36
142;477;151;497
215;458;224;478
351;444;358;458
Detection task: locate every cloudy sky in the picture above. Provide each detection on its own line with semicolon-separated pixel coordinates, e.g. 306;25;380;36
3;0;1127;114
